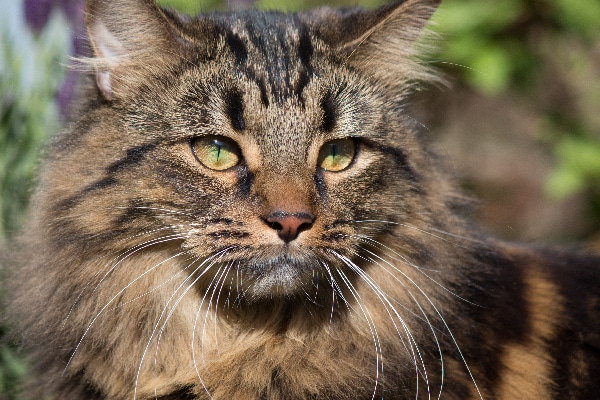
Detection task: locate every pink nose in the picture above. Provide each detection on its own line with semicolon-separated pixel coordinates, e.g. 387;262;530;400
265;211;315;243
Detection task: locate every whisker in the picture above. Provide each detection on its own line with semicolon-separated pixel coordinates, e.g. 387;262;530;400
190;261;235;400
60;231;185;330
354;237;483;400
113;205;197;219
109;254;197;311
354;219;478;249
330;253;383;400
331;250;430;400
64;241;188;374
133;248;232;400
347;246;440;399
357;235;480;307
319;262;338;327
90;233;187;296
205;261;234;357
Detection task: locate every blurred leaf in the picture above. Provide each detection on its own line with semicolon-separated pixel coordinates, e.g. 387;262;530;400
0;344;28;395
546;136;600;199
0;6;69;238
431;0;531;94
433;0;524;35
546;166;586;199
1;2;70;397
553;0;600;38
467;46;513;94
156;0;223;13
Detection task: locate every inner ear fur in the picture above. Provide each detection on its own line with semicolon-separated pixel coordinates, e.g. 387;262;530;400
304;0;442;91
84;0;188;99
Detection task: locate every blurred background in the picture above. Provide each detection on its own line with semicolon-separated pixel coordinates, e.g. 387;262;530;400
1;0;599;396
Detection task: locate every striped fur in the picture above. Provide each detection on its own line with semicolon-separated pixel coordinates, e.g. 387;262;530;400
5;0;600;399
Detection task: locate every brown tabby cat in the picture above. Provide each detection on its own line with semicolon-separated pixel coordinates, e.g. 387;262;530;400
5;0;600;398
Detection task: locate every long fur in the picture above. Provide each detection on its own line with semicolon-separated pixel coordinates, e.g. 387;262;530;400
5;1;600;399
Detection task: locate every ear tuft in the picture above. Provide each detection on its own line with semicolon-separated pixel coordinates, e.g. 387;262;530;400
87;18;127;99
305;0;442;93
83;0;181;100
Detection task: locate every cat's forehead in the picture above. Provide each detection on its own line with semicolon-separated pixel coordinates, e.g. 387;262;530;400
167;12;374;153
207;11;320;105
213;11;311;62
221;11;307;48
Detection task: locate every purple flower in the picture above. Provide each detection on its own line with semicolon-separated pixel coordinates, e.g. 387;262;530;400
24;0;84;32
24;0;87;116
24;0;53;32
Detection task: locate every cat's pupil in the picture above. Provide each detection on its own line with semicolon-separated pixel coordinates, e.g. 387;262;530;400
215;144;222;160
192;135;241;171
318;138;355;172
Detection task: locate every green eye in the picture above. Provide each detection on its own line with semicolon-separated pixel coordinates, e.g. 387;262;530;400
318;138;356;172
192;135;242;170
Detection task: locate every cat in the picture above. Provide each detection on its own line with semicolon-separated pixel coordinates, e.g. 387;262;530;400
5;0;600;398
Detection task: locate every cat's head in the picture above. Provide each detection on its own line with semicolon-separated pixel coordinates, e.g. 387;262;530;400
45;0;457;302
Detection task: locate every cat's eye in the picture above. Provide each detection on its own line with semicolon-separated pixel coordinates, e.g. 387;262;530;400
317;138;356;172
192;135;242;171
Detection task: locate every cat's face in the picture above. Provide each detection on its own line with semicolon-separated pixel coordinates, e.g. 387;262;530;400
48;0;444;302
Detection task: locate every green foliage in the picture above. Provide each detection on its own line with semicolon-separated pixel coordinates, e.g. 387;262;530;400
546;136;600;199
431;0;531;94
554;0;600;38
0;7;69;239
0;3;70;397
0;327;28;398
157;0;223;14
432;0;600;205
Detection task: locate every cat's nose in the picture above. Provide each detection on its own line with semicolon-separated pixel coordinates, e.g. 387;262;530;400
265;211;315;243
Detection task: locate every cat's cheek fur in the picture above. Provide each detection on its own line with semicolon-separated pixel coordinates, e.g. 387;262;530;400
6;0;600;399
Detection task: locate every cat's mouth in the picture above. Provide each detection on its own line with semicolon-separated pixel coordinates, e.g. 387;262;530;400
233;249;323;297
189;227;358;300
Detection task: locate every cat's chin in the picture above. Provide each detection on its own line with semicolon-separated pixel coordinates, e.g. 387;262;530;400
240;254;322;299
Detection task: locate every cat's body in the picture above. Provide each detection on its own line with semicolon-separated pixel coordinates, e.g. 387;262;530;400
5;0;600;399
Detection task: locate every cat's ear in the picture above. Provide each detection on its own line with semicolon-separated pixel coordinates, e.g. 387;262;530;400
306;0;441;89
84;0;185;100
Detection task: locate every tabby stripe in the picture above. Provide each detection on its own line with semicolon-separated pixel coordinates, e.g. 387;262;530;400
320;90;338;132
297;25;313;72
366;140;421;184
295;25;314;104
56;177;118;213
56;142;158;212
223;88;246;131
545;253;600;398
314;170;326;199
237;167;254;199
257;76;270;107
208;230;250;239
295;69;311;105
107;143;158;173
226;31;248;64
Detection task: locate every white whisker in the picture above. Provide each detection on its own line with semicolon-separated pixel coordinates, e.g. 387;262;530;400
330;252;383;400
354;236;483;400
349;245;443;399
331;249;430;400
132;247;232;400
190;260;234;400
354;219;480;249
357;235;480;307
113;205;197;219
64;240;188;374
60;232;185;331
